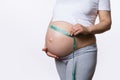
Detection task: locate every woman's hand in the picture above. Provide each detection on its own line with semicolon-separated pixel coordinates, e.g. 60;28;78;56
42;47;61;60
70;23;90;36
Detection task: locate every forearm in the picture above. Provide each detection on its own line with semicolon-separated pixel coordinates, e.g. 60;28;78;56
87;21;111;34
86;10;112;34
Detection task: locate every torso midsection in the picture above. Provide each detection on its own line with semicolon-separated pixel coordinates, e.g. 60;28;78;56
45;21;96;57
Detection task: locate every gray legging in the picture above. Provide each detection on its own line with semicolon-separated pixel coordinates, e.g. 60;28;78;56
55;43;97;80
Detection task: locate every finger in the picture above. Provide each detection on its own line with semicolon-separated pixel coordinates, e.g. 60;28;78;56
73;28;81;35
42;48;48;53
47;52;59;58
70;31;74;36
74;30;82;36
47;52;60;60
73;26;81;32
70;27;75;36
42;47;47;50
74;24;83;31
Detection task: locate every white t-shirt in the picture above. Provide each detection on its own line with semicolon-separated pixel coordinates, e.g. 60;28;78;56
52;0;111;26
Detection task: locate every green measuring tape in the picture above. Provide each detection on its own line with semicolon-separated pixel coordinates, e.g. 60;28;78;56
50;25;76;80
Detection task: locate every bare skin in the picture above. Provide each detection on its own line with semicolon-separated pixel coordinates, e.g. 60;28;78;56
42;10;112;60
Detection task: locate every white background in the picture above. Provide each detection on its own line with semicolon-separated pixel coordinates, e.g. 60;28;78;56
0;0;120;80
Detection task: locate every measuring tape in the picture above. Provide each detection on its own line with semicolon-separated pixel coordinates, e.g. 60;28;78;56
50;24;76;80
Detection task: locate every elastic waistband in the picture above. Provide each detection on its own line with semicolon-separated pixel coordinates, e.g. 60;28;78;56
60;43;97;60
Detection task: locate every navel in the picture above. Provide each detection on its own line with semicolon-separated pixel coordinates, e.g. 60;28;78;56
48;37;53;43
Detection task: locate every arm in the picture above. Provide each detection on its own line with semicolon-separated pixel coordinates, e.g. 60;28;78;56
70;10;112;36
87;10;112;34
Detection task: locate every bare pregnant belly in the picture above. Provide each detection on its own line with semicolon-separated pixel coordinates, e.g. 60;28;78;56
45;21;96;57
45;21;74;57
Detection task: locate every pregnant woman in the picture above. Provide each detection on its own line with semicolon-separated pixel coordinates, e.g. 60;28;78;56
42;0;112;80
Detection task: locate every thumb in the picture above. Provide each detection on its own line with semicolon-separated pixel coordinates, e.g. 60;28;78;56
42;47;47;52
